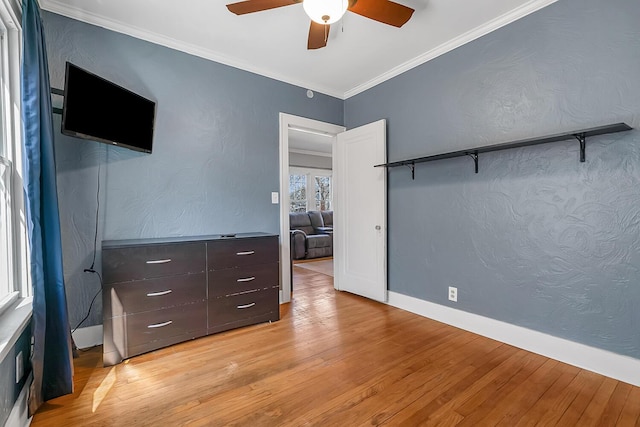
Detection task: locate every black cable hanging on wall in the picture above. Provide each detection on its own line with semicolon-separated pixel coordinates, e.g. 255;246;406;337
73;163;102;334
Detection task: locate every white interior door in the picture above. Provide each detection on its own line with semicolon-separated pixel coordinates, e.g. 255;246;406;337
334;120;387;302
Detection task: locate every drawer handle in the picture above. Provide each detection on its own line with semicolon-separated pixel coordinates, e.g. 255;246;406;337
236;277;256;283
146;290;172;297
146;259;172;264
236;303;256;309
147;320;173;328
236;251;255;256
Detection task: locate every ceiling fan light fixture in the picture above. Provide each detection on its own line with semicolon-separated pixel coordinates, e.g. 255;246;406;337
303;0;348;25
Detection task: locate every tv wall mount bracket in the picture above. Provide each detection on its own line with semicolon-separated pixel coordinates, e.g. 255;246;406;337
50;87;64;115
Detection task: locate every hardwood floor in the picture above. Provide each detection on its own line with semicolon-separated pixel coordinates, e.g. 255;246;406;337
32;267;640;426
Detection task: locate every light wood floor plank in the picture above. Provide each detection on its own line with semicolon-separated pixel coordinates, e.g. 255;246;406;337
553;370;606;426
597;381;633;427
295;333;492;426
422;344;520;426
454;351;548;426
512;363;581;426
376;343;517;426
617;386;640;426
491;359;563;426
577;377;620;425
30;266;640;426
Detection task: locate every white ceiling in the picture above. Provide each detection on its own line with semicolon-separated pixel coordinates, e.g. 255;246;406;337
40;0;557;99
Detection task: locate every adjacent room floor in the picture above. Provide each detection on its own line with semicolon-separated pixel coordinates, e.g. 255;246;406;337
31;265;640;426
293;257;334;277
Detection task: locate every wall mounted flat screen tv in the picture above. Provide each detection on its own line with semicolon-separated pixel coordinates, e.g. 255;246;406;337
62;62;156;153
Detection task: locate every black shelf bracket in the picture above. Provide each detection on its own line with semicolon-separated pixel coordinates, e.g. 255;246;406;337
374;122;632;178
405;161;415;179
466;152;479;173
573;132;586;162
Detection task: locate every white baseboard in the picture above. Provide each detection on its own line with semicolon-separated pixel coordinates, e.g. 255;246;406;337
387;291;640;387
6;372;32;427
72;325;103;349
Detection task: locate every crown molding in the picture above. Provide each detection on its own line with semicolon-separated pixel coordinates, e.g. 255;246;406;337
343;0;559;99
40;0;558;100
38;0;345;99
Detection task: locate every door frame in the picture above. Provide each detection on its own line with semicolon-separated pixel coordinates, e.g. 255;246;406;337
278;113;345;303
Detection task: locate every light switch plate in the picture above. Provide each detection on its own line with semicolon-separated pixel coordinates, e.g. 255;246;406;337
271;192;279;204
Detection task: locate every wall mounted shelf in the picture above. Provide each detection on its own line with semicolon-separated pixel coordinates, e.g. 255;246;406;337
374;122;633;178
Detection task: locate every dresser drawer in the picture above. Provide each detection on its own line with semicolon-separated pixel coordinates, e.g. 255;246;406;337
103;242;206;283
123;302;207;350
208;287;279;328
104;273;205;318
208;263;278;297
207;236;278;270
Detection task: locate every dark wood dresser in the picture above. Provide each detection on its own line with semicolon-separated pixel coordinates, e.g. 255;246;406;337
102;233;279;366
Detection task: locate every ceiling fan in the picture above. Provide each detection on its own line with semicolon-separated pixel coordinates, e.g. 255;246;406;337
226;0;415;50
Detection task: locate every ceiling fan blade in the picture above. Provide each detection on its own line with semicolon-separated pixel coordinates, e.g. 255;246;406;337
308;21;329;50
226;0;299;15
348;0;414;27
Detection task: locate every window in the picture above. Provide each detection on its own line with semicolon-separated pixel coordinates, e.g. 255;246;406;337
0;156;13;305
314;175;331;211
289;173;307;212
0;0;28;314
289;167;332;212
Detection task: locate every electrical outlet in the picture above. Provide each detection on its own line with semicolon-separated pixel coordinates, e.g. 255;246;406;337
448;286;458;302
15;351;23;383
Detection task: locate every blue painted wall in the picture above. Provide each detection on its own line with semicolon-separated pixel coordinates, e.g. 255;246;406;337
42;11;344;328
345;0;640;359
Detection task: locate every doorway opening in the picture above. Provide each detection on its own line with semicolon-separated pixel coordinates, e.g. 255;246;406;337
278;113;344;303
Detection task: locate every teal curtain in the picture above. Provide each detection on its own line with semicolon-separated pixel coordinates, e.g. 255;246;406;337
21;0;73;413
